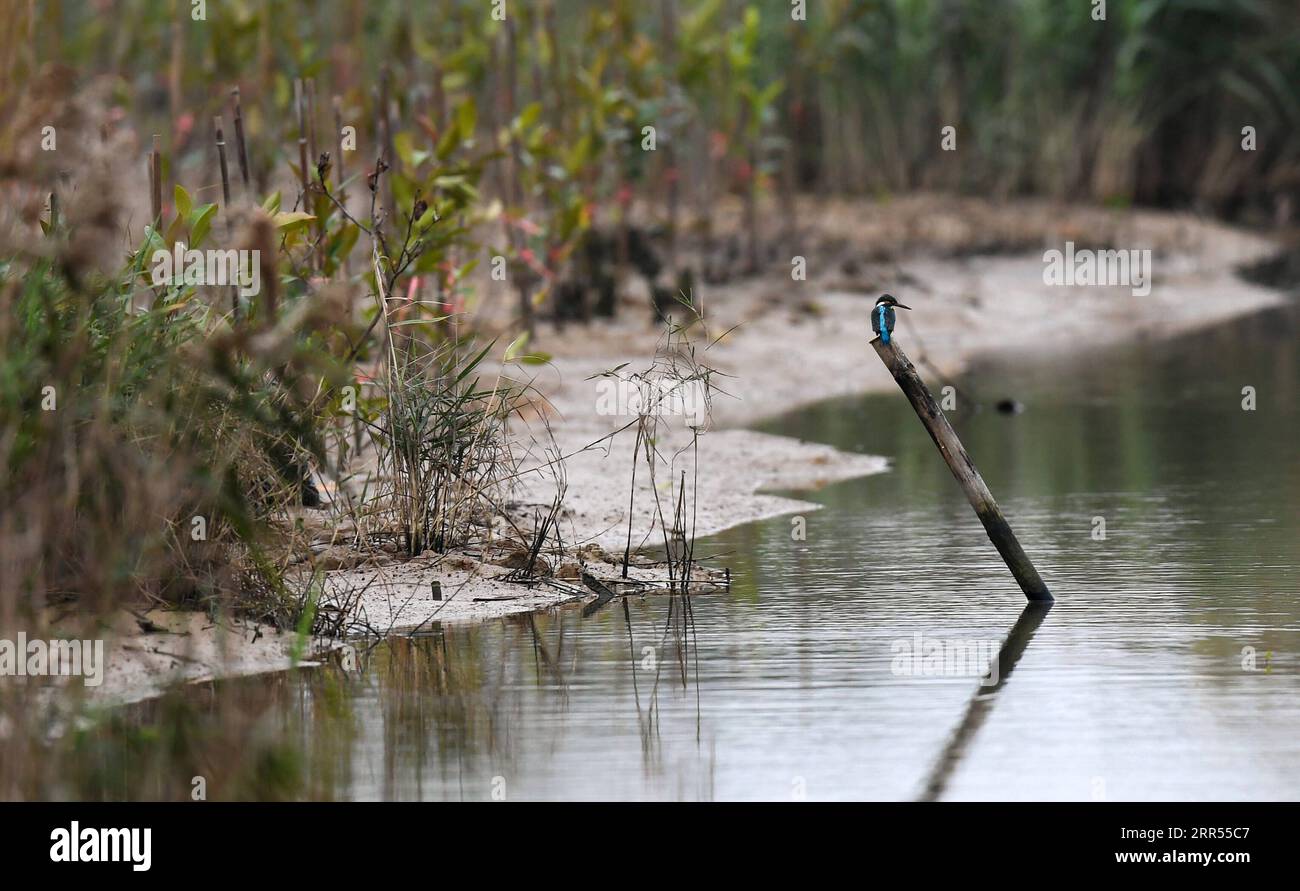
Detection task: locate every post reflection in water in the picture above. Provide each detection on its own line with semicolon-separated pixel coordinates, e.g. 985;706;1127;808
918;601;1053;801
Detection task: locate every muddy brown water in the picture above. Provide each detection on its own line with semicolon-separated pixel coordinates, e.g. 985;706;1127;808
95;302;1299;800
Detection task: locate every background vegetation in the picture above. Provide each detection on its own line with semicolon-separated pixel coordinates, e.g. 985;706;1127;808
2;0;1296;638
1;0;1297;797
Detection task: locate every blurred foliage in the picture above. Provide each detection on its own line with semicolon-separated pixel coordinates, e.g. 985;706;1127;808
8;0;1294;234
0;0;1293;613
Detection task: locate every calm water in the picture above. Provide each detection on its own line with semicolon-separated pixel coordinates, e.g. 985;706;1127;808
112;303;1300;801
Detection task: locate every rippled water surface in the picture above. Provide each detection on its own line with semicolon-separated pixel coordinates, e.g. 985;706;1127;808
141;305;1300;800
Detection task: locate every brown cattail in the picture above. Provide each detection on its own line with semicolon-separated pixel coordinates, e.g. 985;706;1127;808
333;94;350;279
306;78;324;270
306;78;318;176
215;116;237;318
432;64;446;133
214;116;232;228
168;20;182;128
546;1;564;127
150;134;162;227
249;212;277;327
331;95;346;196
294;78;309;204
378;66;395;221
231;86;250;190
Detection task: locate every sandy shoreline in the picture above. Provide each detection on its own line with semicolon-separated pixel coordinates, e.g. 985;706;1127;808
85;198;1290;699
41;609;347;711
529;196;1287;429
323;196;1288;631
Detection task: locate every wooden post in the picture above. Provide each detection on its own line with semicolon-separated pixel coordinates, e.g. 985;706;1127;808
872;336;1052;602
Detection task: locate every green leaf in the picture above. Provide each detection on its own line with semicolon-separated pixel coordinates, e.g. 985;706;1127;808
413;250;442;275
174;184;192;221
394;131;416;168
456;98;477;139
164;212;187;248
262;190;282;214
272;211;316;232
516;101;542;132
455;339;496;384
189;203;218;249
503;331;529;362
139;224;165;259
757;79;784;111
331;223;360;266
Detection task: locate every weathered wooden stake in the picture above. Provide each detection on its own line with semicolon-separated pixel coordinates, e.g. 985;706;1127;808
872;336;1052;602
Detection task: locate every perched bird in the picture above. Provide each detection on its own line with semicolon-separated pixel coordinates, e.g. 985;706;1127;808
871;293;911;345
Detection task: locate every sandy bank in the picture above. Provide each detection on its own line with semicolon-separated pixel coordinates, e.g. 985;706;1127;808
531;195;1286;428
322;197;1286;630
36;609;346;711
61;199;1288;704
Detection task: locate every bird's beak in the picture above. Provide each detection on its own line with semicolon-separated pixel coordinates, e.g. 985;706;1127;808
896;303;912;310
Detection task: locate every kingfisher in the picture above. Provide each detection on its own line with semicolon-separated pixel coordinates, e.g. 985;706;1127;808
871;293;911;344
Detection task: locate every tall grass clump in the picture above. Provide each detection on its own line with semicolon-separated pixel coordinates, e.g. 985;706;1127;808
371;282;529;559
0;225;352;630
0;73;354;636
